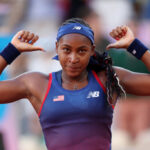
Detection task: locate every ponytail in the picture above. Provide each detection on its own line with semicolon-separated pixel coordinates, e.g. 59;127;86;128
88;51;126;105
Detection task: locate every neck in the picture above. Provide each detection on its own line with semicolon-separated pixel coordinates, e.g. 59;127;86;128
61;70;88;90
62;70;88;82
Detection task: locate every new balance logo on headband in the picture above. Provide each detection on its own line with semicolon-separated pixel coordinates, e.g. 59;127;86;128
73;26;82;30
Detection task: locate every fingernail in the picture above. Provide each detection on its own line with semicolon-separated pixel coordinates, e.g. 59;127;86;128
28;40;32;44
116;37;119;40
18;36;21;39
123;30;126;34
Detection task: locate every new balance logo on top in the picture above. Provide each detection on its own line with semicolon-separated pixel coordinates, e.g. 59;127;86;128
73;26;81;30
87;91;100;98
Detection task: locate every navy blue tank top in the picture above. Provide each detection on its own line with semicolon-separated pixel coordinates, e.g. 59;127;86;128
38;70;113;150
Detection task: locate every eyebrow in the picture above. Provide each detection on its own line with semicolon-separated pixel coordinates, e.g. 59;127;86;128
61;44;72;48
61;44;90;49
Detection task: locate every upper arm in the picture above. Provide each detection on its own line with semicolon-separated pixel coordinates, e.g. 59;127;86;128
0;56;7;75
0;72;48;104
0;74;29;103
141;51;150;71
114;66;150;96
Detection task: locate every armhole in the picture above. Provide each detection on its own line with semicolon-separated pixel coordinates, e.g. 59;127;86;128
38;73;52;117
112;105;115;109
92;70;115;110
92;70;106;93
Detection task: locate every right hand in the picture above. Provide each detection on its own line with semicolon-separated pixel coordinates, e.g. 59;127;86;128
106;26;135;50
11;30;44;52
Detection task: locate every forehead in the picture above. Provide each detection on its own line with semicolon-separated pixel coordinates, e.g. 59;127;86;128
58;33;92;46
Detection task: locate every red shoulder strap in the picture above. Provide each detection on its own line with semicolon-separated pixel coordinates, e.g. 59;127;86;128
92;70;106;93
92;70;115;109
38;73;52;117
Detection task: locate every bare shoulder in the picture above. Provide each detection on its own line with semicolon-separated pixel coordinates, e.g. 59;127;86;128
96;67;132;87
113;66;139;87
113;66;134;78
17;71;49;84
18;72;50;94
0;71;50;106
113;66;131;72
17;72;50;106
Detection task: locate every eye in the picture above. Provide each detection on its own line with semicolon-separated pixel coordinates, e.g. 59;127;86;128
62;47;70;53
79;49;87;53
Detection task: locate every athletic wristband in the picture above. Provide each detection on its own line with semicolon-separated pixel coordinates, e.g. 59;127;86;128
127;38;148;59
0;43;20;64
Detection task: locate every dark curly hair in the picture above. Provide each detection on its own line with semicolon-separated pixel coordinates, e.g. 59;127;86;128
61;18;126;105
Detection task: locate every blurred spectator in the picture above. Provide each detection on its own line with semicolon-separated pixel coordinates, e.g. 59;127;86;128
61;0;90;21
0;0;27;34
0;133;4;150
0;36;18;150
115;98;150;139
141;0;150;19
91;0;133;34
21;0;59;36
137;0;150;47
130;0;146;20
0;67;7;150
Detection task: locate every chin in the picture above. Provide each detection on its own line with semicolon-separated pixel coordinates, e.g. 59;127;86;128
65;69;82;77
67;71;81;77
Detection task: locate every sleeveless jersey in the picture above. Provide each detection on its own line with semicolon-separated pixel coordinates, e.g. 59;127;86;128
38;70;113;150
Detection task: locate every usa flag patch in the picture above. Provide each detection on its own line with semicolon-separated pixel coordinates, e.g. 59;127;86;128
53;95;64;102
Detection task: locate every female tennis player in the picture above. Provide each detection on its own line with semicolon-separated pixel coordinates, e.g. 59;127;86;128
0;18;150;150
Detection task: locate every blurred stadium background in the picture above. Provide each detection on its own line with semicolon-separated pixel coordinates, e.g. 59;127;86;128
0;0;150;150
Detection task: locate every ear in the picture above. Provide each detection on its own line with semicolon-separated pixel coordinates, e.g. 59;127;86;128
91;44;96;56
55;42;58;54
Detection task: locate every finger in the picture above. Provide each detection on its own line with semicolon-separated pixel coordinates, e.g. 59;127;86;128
116;26;124;37
106;42;119;50
114;30;120;40
106;44;114;50
110;30;120;40
110;31;116;39
29;45;45;51
21;31;29;42
114;27;121;38
121;26;127;35
11;30;26;45
29;35;39;44
25;33;34;43
13;30;25;40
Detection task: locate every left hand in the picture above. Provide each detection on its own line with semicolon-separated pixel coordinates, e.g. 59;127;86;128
11;30;44;53
106;26;135;50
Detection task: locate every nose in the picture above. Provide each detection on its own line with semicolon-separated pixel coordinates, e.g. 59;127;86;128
69;53;79;64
